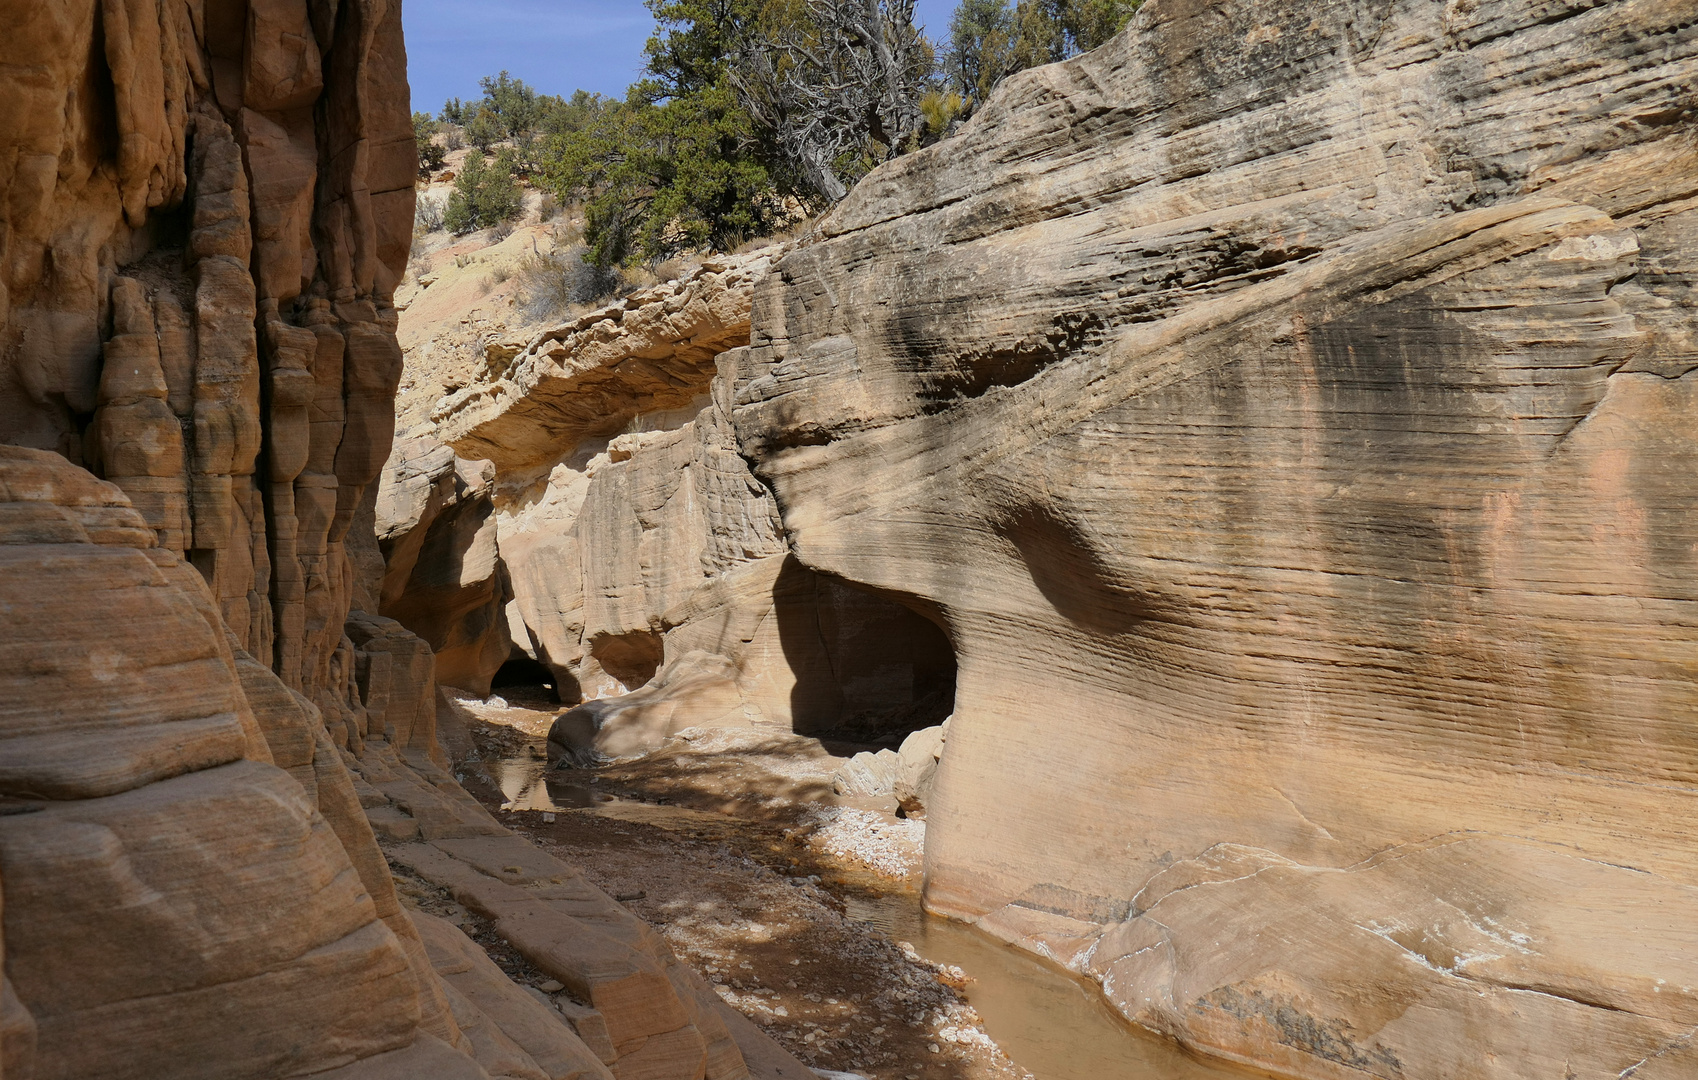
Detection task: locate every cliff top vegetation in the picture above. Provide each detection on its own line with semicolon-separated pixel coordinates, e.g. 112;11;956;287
414;0;1140;269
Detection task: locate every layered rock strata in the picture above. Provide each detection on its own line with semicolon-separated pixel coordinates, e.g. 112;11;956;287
0;447;477;1079
387;261;956;754
0;3;802;1077
724;0;1698;1075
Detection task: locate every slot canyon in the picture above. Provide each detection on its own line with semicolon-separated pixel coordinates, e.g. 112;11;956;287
0;0;1695;1078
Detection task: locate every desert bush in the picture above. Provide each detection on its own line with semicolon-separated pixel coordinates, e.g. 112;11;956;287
442;125;465;151
444;149;522;234
414;112;446;176
514;247;623;321
414;192;446;234
490;220;515;242
920;90;968;137
466;108;503;151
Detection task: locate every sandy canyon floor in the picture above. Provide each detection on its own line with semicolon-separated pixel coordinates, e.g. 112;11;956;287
393;687;1264;1080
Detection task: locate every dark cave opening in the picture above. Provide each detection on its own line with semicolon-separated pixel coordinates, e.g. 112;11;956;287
491;655;561;703
774;556;957;751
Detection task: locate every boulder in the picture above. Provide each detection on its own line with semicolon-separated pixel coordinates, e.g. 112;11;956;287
548;652;755;766
892;721;947;818
830;750;900;799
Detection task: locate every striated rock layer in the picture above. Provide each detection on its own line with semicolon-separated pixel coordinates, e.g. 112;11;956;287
0;447;476;1079
386;259;956;756
0;4;806;1078
727;0;1698;1075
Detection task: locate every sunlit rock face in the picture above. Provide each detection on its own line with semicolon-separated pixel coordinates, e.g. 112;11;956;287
728;0;1698;1074
0;3;466;1075
406;259;957;750
0;0;415;736
0;7;811;1078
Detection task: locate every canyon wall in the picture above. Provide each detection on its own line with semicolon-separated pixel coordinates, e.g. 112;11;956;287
393;258;955;758
0;3;807;1077
726;0;1698;1076
0;0;413;734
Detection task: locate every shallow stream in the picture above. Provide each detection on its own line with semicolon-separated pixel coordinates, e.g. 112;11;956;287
839;891;1254;1080
488;747;1254;1080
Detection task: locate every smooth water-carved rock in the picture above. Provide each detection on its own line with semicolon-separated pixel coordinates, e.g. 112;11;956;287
727;0;1698;1074
376;439;511;694
433;258;774;473
389;261;956;754
0;447;442;1078
0;5;800;1077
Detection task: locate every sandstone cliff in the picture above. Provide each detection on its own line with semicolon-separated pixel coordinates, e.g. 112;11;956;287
0;3;807;1077
722;0;1698;1076
385;257;956;758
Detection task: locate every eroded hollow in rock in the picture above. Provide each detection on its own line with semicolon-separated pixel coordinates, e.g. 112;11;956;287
490;655;559;702
775;561;957;747
587;628;666;690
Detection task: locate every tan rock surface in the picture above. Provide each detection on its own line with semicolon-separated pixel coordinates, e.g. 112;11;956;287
0;447;451;1079
376;438;512;694
0;0;413;730
0;4;793;1076
388;259;956;761
724;0;1698;1075
434;257;775;472
370;787;754;1079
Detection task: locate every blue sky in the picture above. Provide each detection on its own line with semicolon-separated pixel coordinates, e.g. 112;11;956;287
403;0;955;115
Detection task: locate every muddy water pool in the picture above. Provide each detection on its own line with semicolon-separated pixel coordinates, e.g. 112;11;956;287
488;751;1256;1080
839;891;1257;1080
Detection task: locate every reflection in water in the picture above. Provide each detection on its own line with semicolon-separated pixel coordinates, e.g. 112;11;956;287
842;894;1254;1080
494;752;1247;1080
496;759;620;810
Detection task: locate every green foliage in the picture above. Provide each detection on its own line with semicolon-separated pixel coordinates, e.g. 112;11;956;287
413;111;446;176
529;0;809;268
465;108;504;151
448;0;1137;270
943;0;1139;103
542;81;787;268
443;149;522;234
478;70;542;137
643;0;765;98
540;90;616;137
1058;0;1142;52
945;0;1012;102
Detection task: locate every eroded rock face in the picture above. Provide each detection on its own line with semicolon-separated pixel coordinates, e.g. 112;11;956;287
376;439;511;695
0;447;459;1079
0;6;799;1078
0;0;413;735
433;258;775;473
727;0;1698;1074
387;259;957;758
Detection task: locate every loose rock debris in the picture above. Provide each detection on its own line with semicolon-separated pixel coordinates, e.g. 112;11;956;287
459;704;1033;1080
